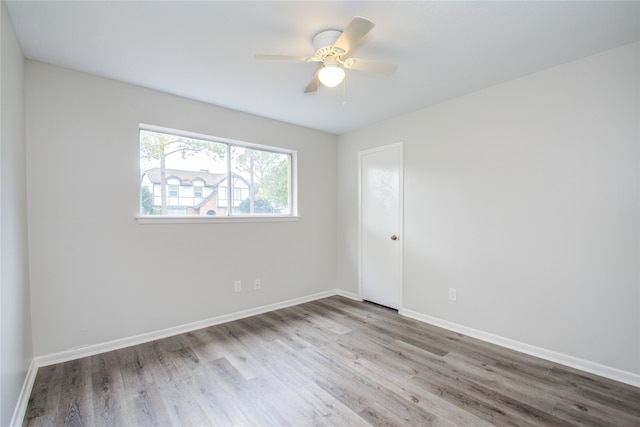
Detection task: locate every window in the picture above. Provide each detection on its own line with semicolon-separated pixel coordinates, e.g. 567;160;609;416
139;127;295;218
168;184;179;197
193;182;203;198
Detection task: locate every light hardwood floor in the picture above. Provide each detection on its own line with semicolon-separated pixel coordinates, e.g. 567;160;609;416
24;296;640;426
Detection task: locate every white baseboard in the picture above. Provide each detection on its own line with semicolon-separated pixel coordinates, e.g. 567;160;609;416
399;308;640;388
10;358;38;427
334;289;361;301
34;289;340;368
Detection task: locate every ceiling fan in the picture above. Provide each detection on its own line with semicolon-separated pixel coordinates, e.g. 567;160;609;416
255;17;398;93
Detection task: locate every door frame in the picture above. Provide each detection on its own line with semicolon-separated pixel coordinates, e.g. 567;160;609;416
357;141;404;309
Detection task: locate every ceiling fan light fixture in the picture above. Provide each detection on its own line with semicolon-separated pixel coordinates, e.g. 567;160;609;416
318;64;345;88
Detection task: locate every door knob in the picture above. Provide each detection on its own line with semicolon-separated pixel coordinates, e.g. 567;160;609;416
391;235;398;241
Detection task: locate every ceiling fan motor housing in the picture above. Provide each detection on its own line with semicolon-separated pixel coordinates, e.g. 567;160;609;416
313;29;345;57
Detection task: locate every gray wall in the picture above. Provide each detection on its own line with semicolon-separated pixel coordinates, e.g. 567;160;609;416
25;61;337;357
1;1;33;425
337;42;640;375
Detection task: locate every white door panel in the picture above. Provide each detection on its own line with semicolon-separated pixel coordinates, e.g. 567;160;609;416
359;143;403;309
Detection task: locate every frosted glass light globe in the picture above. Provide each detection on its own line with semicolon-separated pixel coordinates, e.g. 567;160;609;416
318;65;345;88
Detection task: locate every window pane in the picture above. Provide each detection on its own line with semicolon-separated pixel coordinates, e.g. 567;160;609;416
140;128;294;217
140;130;228;216
230;146;291;215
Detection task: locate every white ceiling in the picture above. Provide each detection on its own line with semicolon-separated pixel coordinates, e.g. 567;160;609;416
6;1;640;135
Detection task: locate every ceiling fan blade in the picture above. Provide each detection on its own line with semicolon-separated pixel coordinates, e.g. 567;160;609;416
304;67;321;93
254;54;310;62
343;58;398;75
333;16;375;55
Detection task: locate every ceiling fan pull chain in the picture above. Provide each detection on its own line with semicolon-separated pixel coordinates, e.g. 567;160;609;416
342;75;347;106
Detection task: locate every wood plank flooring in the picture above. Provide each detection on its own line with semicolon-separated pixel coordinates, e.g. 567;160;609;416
24;296;640;426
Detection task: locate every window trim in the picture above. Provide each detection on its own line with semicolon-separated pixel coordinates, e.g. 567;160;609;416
136;215;301;224
138;124;298;224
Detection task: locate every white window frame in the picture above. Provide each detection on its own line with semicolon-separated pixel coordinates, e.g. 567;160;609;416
137;124;299;224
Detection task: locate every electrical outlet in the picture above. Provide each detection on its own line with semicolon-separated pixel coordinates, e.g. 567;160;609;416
448;288;457;301
234;280;242;293
254;279;261;290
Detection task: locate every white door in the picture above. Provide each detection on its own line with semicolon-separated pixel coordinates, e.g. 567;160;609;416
359;142;403;309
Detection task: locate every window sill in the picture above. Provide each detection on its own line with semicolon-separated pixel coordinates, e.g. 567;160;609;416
136;215;301;225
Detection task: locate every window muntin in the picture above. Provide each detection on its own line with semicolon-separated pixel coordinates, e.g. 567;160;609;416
140;128;294;217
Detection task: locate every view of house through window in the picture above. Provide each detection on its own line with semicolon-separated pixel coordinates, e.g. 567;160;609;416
140;129;293;217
